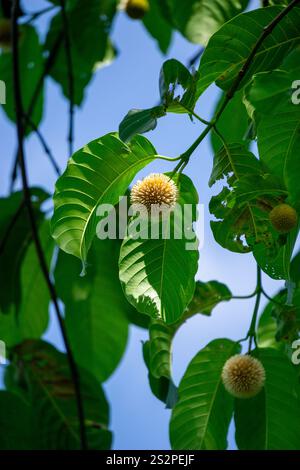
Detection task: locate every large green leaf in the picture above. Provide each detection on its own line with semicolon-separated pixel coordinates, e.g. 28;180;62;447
211;91;250;153
0;220;52;347
44;0;117;105
197;6;300;97
245;52;300;210
51;133;157;264
0;392;32;450
143;0;173;53
54;237;130;382
168;0;249;46
257;291;286;350
119;174;199;324
0;25;44;131
170;338;241;450
235;348;300;449
209;143;296;279
10;340;112;450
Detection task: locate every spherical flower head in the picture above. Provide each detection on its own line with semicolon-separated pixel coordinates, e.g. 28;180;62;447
222;354;265;399
130;173;178;217
269;203;298;234
125;0;149;19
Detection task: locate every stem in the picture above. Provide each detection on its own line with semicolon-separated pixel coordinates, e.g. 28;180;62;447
23;114;61;176
11;0;87;451
24;5;56;24
59;0;74;157
10;32;63;191
247;266;262;353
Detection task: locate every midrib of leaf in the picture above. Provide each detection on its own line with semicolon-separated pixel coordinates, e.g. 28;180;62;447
159;239;167;321
283;118;300;183
78;153;155;260
199;342;237;449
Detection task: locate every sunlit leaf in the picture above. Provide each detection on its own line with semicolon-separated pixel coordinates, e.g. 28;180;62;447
51;133;157;264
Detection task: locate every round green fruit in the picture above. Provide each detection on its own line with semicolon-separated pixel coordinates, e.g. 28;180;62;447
269;203;298;234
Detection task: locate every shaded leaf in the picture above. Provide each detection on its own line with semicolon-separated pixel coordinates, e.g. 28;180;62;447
143;0;173;53
119;107;166;143
44;0;117;105
10;340;112;450
185;280;232;317
54;237;130;382
0;392;32;449
235;348;300;449
169;0;249;46
0;25;44;132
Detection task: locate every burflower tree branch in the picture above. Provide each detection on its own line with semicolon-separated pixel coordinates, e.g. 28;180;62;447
59;0;75;157
10;31;63;191
11;0;87;450
174;0;300;170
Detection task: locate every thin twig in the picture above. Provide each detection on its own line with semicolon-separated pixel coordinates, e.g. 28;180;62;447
24;5;56;24
23;114;61;176
10;32;63;191
59;0;74;157
247;266;262;352
11;0;87;450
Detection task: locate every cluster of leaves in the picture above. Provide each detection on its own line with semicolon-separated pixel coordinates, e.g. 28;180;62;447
1;0;300;451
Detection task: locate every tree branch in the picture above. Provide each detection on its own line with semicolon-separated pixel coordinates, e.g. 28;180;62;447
10;32;63;191
11;0;87;450
59;0;75;157
23;114;61;176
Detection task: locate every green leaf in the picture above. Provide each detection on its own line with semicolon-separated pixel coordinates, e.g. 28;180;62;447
119;174;199;324
142;340;172;404
0;220;52;346
10;340;112;450
119;107;166;143
185;280;232;317
168;0;249;46
143;319;178;407
197;6;300;97
44;0;117;105
0;392;32;450
235;348;300;449
257;291;286;349
159;59;198;113
143;0;173;53
245;56;300;209
51;133;157;263
211;91;250;153
170;338;241;450
0;25;44;132
54;237;130;382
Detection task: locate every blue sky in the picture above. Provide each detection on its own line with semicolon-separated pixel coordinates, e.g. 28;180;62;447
0;0;291;450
